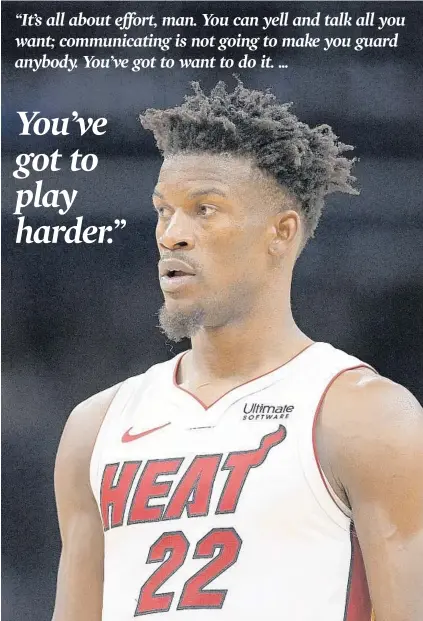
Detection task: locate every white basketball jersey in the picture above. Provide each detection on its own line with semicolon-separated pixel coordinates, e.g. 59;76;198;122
90;342;374;621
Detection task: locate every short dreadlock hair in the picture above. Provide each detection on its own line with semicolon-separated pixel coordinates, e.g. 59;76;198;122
140;80;358;241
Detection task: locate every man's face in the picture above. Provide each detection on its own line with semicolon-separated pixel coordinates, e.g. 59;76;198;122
154;153;286;341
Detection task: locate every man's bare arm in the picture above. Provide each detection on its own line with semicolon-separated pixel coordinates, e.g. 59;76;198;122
52;384;121;621
321;371;423;621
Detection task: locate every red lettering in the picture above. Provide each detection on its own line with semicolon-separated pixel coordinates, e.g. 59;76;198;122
100;461;141;530
216;425;286;514
164;455;222;520
128;458;183;524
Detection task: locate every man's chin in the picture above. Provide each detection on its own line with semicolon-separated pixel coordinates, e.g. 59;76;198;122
158;304;205;342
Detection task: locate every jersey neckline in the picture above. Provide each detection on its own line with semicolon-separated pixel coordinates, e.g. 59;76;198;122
171;341;319;413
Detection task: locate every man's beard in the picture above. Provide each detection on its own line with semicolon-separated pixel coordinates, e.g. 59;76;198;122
158;304;206;342
158;276;264;342
158;285;251;342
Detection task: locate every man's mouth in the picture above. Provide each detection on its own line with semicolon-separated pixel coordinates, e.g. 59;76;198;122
159;259;196;277
159;259;197;292
166;270;190;278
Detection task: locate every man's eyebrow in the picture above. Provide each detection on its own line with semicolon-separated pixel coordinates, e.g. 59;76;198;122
188;187;227;199
152;189;165;199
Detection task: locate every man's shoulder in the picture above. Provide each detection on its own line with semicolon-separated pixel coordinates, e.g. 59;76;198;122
71;381;124;425
324;367;421;432
58;382;124;464
64;354;180;438
320;367;423;500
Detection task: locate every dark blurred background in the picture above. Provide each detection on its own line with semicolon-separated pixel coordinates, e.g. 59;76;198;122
2;1;423;619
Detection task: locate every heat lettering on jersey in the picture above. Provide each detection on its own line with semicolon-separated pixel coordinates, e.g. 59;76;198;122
100;425;286;531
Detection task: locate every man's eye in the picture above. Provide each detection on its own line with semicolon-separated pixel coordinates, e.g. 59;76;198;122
198;204;216;217
155;205;171;218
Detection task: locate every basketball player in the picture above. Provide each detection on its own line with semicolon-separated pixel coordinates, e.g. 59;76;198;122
52;82;423;621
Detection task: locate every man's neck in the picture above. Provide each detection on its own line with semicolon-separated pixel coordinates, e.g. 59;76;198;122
180;301;312;386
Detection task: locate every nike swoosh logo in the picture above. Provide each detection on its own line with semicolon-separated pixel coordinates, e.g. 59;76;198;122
121;422;171;443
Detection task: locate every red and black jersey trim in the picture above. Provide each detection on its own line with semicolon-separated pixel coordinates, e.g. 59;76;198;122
343;521;372;621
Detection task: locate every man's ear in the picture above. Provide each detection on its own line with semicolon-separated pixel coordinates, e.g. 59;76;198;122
268;209;302;257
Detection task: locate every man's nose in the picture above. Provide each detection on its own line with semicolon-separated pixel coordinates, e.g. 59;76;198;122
157;210;195;251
